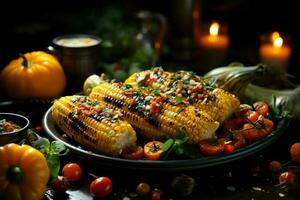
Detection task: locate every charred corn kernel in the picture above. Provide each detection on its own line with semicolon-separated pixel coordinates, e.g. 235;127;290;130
195;88;240;123
51;95;137;156
90;83;220;144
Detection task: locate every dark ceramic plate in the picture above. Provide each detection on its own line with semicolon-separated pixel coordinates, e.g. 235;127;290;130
43;107;290;171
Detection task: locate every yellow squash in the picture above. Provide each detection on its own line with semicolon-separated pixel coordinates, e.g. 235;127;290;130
0;51;66;99
0;143;50;200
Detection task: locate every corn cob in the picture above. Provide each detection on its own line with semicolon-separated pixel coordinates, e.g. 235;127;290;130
51;95;137;156
125;69;240;123
90;82;220;144
124;67;172;90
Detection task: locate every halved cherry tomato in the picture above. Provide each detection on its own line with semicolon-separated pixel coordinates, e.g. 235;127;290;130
122;146;144;160
241;117;274;141
144;141;163;160
90;176;113;198
279;171;296;184
199;139;224;156
290;143;300;163
253;101;269;117
62;163;82;182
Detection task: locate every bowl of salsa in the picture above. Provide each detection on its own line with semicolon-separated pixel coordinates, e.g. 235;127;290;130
0;113;30;145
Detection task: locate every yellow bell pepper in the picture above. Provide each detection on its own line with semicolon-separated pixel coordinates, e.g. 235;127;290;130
0;143;50;200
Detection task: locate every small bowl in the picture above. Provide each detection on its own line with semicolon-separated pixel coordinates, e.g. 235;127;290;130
0;113;30;146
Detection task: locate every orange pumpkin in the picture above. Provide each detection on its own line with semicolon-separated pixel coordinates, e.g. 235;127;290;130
0;51;66;99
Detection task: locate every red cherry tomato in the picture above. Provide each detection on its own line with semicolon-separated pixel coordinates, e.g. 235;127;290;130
34;125;44;133
279;171;296;184
224;144;235;153
136;182;151;196
241;117;274;141
290;143;300;163
152;191;161;200
268;160;282;172
223;117;244;133
245;111;260;123
232;134;246;150
62;163;82;182
90;177;113;198
122;146;144;160
253;101;269;117
144;141;164;160
52;176;70;193
199;139;224;156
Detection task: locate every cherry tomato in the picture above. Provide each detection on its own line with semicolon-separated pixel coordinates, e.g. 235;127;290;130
245;111;260;123
144;141;164;160
52;176;70;193
232;134;246;150
290;143;300;163
279;171;296;184
122;146;144;160
62;163;82;182
34;125;44;133
223;117;244;133
241;117;274;141
224;144;235;153
253;101;269;117
152;191;161;200
268;160;282;172
90;176;113;198
199;139;224;156
136;182;151;196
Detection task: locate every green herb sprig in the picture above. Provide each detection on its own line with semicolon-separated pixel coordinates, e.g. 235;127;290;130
26;129;69;180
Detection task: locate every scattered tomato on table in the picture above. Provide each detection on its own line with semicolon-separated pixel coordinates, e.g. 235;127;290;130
290;143;300;163
52;176;70;193
279;171;296;184
90;176;113;198
62;163;82;182
136;182;151;196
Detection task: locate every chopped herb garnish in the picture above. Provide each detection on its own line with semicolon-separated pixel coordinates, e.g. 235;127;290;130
151;89;160;96
175;96;184;105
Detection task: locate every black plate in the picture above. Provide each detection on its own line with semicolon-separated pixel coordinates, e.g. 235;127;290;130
43;107;290;171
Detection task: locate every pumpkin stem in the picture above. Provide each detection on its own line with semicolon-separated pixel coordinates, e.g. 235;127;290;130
6;166;24;184
20;54;32;68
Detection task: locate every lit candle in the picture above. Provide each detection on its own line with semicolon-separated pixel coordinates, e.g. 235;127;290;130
200;22;229;50
198;22;229;71
259;32;291;71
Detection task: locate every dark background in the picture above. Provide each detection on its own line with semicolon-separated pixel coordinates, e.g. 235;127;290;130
0;0;299;81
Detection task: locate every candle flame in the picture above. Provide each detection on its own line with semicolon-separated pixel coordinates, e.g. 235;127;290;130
271;31;280;42
209;22;219;36
273;36;283;48
271;31;283;48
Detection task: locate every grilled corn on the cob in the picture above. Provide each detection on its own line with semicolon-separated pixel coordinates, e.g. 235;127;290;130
125;69;240;123
90;82;220;144
51;95;137;156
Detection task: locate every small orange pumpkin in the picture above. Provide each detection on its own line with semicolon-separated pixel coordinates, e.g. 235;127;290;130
0;51;66;99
